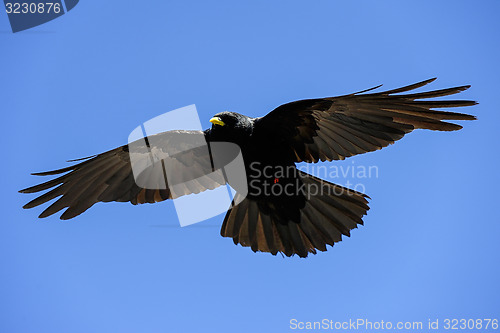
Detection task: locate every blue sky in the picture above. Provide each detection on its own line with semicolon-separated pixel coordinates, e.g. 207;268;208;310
1;1;499;332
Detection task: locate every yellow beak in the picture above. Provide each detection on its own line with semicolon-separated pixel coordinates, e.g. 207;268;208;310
209;117;225;126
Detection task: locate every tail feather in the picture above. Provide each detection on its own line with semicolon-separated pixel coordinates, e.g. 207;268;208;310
220;171;370;258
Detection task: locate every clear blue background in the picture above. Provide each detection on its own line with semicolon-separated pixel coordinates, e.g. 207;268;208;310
1;1;499;332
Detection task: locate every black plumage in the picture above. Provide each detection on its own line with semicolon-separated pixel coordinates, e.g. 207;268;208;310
20;78;476;257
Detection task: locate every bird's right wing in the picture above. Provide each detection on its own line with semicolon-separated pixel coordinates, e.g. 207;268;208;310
20;130;227;219
253;78;477;163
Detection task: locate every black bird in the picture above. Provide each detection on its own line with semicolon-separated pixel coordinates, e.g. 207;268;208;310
20;78;476;258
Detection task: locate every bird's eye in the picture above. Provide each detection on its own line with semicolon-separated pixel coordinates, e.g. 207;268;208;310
209;117;226;126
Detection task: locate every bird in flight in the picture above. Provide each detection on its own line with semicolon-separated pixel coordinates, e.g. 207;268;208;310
20;78;476;258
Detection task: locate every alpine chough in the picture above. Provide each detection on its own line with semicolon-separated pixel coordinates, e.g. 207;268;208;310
20;78;476;257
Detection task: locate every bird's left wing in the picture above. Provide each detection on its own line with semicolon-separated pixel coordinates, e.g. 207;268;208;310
253;78;477;163
20;130;226;219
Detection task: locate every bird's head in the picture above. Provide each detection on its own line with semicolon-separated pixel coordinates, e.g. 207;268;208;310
209;111;253;142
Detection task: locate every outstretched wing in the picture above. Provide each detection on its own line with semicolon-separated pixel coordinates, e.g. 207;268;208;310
19;130;226;219
253;78;477;163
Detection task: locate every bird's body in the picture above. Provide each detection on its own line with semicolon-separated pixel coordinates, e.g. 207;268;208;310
20;78;476;257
